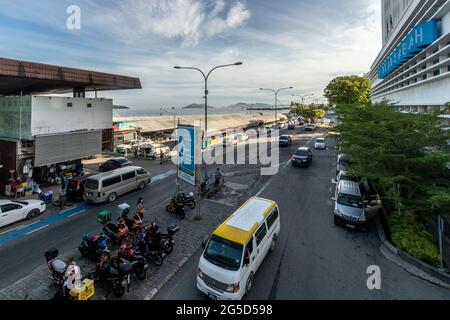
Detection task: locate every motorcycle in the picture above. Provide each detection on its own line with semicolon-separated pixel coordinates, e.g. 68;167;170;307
78;234;108;261
102;218;135;247
165;196;186;220
89;252;133;297
117;243;149;279
136;234;166;266
145;221;179;255
45;248;67;287
176;191;196;209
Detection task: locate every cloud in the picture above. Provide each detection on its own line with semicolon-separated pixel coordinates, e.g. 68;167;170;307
89;0;251;46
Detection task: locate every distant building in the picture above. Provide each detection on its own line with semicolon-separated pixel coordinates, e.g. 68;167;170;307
369;0;450;126
0;57;141;193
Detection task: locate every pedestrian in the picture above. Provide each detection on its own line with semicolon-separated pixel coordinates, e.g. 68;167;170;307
160;151;164;165
59;184;67;210
215;168;222;187
137;197;145;219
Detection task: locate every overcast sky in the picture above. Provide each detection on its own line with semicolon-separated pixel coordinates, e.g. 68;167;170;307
0;0;381;110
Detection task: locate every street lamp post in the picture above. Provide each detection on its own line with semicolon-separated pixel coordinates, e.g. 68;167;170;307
292;93;314;107
260;87;294;124
174;62;243;180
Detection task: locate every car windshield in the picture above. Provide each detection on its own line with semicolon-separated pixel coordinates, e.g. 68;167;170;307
279;136;289;140
337;194;363;208
86;179;99;189
295;150;308;157
204;235;243;271
316;139;325;143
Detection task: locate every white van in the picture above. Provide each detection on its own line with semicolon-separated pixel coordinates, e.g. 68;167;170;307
84;166;151;204
197;197;280;300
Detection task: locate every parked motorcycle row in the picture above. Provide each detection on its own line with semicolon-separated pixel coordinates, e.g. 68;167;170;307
45;201;179;299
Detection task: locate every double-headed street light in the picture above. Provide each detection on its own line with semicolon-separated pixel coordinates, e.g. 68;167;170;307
292;93;314;106
259;86;294;124
174;62;243;180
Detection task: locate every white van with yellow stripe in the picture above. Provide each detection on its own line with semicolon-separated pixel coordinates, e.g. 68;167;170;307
197;197;280;300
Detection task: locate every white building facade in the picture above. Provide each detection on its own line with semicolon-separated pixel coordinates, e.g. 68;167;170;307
370;0;450;123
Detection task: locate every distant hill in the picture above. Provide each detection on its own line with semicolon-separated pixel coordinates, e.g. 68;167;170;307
225;102;273;110
183;103;215;109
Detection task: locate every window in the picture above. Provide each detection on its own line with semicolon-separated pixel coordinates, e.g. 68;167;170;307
86;179;99;189
102;176;122;188
266;208;279;230
67;103;73;107
1;204;22;213
255;224;268;246
245;238;254;256
137;168;148;175
87;103;92;108
122;171;136;181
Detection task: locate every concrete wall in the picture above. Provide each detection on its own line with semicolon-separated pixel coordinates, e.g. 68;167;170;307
0;96;32;140
31;96;113;136
373;76;450;105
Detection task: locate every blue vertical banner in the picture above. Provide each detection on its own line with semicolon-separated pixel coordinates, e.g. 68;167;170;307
177;125;196;186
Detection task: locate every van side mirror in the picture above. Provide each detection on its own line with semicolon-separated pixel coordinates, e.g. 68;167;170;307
331;197;337;201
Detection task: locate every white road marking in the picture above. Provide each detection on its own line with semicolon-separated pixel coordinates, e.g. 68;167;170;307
68;210;86;218
16;220;42;230
25;224;49;235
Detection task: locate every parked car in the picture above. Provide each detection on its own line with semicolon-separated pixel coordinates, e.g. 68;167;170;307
335;170;358;184
66;173;97;201
288;124;296;130
0;199;46;228
279;135;292;147
197;197;280;300
114;140;140;154
291;147;313;167
99;157;132;172
336;153;351;174
314;138;326;150
304;124;316;131
85;166;151;204
332;180;380;231
139;143;171;159
272;124;282;130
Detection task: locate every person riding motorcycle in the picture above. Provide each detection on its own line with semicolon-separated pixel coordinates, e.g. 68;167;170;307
137;198;145;219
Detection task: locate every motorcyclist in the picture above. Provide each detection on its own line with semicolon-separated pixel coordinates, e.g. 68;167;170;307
118;204;133;229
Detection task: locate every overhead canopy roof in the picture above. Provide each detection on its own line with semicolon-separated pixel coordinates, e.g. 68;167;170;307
0;57;142;95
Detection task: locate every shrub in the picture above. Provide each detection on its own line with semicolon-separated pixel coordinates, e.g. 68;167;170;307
389;214;440;266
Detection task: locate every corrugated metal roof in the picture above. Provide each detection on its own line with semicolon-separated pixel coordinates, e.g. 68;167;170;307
0;57;141;95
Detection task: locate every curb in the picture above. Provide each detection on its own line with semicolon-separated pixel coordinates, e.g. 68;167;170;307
143;252;197;300
375;216;450;289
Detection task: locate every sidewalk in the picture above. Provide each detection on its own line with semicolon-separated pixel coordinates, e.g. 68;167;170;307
0;168;262;300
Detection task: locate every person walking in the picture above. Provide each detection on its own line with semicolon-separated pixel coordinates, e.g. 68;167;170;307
59;184;67;210
137;197;145;219
215;168;222;187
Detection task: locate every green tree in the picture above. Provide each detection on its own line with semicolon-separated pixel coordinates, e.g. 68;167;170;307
335;102;450;218
291;103;325;122
324;75;371;106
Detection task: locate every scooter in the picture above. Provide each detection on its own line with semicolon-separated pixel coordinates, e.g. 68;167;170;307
117;243;149;280
78;234;108;261
176;191;196;209
145;221;179;255
89;252;133;297
45;248;67;287
165;196;186;220
103;219;135;247
136;235;166;266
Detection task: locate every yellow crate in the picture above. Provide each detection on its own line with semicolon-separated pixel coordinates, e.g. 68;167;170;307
69;279;95;300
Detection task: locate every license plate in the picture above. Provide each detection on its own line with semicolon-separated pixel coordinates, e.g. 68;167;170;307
208;292;218;300
346;224;356;229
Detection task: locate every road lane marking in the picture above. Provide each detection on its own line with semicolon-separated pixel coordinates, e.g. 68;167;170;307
16;220;42;231
25;224;49;236
68;210;86;218
151;169;177;184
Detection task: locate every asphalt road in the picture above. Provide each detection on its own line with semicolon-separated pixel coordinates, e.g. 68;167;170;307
0;126;293;289
155;128;450;300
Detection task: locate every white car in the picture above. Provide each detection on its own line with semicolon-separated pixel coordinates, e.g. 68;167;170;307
0;199;46;228
314;138;326;150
